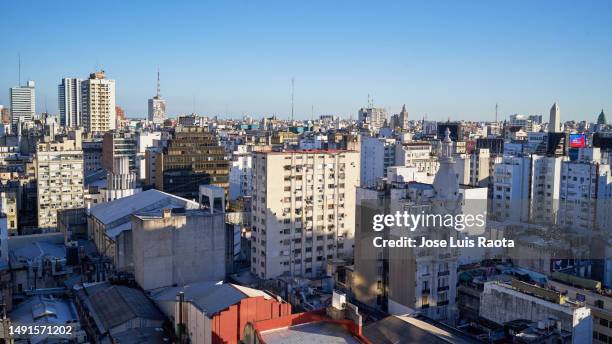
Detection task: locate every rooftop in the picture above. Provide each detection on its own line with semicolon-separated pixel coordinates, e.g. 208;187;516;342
151;281;276;316
364;315;482;344
260;321;361;344
75;282;164;332
89;189;199;226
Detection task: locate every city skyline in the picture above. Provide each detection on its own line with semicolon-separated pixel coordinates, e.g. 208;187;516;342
1;0;612;121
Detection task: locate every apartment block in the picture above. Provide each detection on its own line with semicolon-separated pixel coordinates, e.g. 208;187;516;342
492;156;532;222
250;150;359;279
36;130;85;229
81;71;116;133
530;155;565;224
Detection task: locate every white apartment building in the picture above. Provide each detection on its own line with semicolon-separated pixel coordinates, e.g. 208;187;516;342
36;130;85;229
559;148;612;231
251;150;359;279
10;81;35;131
492;155;532;222
360;136;396;187
81;71;116;133
530;155;566;225
136;131;162;180
58;77;82;128
229;148;253;201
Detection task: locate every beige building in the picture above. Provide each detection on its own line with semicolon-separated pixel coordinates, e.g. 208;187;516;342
36;130;84;229
251;150;359;279
81;71;116;133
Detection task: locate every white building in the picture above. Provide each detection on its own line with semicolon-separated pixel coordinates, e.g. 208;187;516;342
102;156;141;202
36;130;85;229
229;147;253;201
136;131;162;181
10;80;35;131
81;71;116;133
530;155;566;224
492;155;532;222
251;150;360;279
558;148;612;231
360;136;396;187
549;102;561;133
58;77;82;128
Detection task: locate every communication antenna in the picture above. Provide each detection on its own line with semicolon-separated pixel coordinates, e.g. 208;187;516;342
290;77;295;121
495;103;498;123
18;53;21;85
156;68;161;97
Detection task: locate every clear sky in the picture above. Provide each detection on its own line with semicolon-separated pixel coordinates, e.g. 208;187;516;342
1;0;611;121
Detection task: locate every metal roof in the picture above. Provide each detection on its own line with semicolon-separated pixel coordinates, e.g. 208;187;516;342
84;283;165;331
89;189;199;226
152;281;273;316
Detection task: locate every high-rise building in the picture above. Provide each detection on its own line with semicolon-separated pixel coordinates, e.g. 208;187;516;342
36;130;85;229
58;77;82;128
250;149;360;279
147;71;166;125
10;81;35;131
155;126;229;200
81;71;116;133
530;155;566;224
492;155;532;222
549;102;561;133
358;107;387;133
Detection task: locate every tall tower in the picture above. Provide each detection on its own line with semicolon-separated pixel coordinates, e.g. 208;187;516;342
548;102;561;133
81;71;116;133
58;78;82;128
399;104;409;130
10;80;35;132
148;70;166;125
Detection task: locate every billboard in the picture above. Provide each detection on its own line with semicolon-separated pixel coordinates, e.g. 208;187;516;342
569;134;586;148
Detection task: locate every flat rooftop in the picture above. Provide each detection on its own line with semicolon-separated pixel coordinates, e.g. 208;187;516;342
260;321;361;344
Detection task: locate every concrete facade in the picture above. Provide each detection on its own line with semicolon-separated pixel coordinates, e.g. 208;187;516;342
132;208;226;290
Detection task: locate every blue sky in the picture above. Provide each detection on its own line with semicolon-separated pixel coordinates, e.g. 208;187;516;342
1;0;611;121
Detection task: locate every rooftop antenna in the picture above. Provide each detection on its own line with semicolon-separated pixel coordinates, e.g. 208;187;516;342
18;53;21;85
290;77;295;121
311;104;314;122
495;103;498;123
192;95;196;115
156;68;161;97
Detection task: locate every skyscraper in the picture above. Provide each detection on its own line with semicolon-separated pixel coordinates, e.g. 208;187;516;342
58;77;82;128
81;71;116;133
549;102;561;133
10;80;35;131
148;71;166;125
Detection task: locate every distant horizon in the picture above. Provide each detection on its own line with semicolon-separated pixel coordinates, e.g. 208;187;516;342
1;1;611;121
